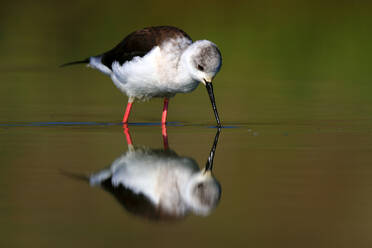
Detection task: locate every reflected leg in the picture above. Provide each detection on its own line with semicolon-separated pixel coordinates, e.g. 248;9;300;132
123;123;133;147
161;97;169;124
162;124;168;150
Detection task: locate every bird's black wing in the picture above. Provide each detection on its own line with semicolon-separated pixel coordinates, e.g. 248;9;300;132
101;26;192;70
100;177;180;221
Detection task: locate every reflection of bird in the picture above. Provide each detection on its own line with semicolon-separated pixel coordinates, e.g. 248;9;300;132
85;127;221;221
62;26;222;126
90;148;221;220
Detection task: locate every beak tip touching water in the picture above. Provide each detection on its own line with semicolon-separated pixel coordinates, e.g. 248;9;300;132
205;81;221;127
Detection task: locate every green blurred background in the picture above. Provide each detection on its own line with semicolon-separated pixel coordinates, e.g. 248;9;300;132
1;0;371;124
1;1;372;248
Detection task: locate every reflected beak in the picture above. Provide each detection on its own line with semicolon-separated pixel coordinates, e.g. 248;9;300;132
205;161;213;172
205;81;221;127
204;127;221;172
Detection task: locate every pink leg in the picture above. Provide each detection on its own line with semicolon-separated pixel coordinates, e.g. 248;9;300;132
122;100;133;123
162;98;169;124
162;124;168;150
123;124;133;145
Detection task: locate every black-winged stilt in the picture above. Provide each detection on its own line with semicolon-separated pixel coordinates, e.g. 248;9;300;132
88;126;222;220
62;26;222;126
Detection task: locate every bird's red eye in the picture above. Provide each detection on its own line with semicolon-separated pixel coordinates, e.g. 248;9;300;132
198;64;204;71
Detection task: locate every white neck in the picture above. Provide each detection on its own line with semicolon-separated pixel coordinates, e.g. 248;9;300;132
172;46;200;93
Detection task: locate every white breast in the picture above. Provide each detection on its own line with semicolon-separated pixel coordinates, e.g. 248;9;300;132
89;37;199;100
111;46;166;100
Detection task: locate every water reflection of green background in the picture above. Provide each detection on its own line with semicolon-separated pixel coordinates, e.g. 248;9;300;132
1;1;372;248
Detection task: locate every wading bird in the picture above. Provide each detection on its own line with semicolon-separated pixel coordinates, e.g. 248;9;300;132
62;26;222;126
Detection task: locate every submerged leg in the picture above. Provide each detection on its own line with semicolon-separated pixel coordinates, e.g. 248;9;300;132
162;124;169;150
122;97;134;123
162;97;169;124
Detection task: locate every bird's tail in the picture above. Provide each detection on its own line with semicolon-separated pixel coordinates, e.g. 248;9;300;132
59;169;90;182
60;58;90;67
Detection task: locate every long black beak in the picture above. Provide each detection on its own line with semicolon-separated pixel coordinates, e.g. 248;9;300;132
205;128;221;171
205;81;221;127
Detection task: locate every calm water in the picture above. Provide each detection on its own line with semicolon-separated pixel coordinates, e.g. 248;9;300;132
2;1;372;248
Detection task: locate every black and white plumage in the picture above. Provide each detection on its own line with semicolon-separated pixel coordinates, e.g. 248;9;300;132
62;26;222;125
89;129;222;221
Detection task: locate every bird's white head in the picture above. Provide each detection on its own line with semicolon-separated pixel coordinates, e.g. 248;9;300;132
184;40;222;84
183;170;221;216
183;40;223;126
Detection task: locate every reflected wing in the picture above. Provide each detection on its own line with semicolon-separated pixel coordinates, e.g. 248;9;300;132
100;177;181;221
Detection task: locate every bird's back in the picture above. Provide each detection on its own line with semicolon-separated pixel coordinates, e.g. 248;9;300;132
101;26;192;70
